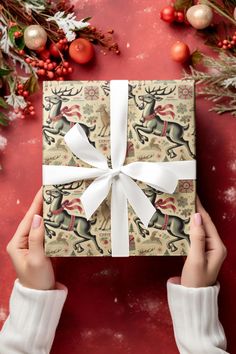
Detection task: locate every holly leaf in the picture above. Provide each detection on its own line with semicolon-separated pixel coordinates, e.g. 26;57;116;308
0;97;8;109
191;50;203;66
8;26;25;50
24;74;39;94
0;112;9;126
0;68;12;77
174;0;193;10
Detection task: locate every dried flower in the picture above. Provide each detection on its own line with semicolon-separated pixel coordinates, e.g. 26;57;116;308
5;93;27;109
47;12;90;41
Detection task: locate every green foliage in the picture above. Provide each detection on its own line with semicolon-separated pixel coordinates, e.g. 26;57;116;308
174;0;193;10
0;97;8;109
191;50;204;65
0;68;12;77
24;74;39;94
0;112;9;126
8;26;25;50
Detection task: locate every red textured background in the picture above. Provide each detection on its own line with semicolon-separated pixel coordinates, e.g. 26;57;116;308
1;1;236;353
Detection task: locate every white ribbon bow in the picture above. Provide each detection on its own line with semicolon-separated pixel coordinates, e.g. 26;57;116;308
43;80;196;257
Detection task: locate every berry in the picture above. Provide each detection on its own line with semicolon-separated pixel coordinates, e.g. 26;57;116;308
37;69;46;76
56;68;62;76
47;63;54;70
47;71;54;79
175;11;185;23
23;90;29;97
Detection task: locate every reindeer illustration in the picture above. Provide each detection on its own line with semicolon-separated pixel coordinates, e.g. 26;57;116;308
134;187;190;252
43;182;103;254
99;200;110;230
132;86;195;158
96;104;110;137
43;86;95;146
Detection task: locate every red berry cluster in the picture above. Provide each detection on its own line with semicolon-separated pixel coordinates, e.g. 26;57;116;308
15;83;35;119
24;37;73;81
24;57;73;81
218;32;236;50
160;5;185;24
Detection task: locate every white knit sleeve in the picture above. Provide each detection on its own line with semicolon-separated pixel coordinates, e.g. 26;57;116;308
167;279;228;354
0;279;68;354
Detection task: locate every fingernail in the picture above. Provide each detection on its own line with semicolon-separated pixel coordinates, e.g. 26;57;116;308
194;213;202;226
32;214;42;229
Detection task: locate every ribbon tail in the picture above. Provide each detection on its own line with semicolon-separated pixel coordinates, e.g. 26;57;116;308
111;178;129;257
80;174;112;219
119;174;156;228
43;165;107;185
121;162;178;194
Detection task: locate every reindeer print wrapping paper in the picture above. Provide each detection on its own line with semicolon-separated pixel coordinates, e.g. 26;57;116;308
43;80;196;257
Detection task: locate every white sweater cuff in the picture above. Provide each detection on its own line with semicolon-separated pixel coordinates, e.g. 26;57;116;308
0;279;68;354
167;281;228;354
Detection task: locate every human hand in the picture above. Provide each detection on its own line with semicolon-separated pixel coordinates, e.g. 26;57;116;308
7;188;55;290
170;197;227;288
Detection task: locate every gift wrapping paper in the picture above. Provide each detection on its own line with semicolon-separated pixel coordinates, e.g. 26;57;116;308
43;80;196;257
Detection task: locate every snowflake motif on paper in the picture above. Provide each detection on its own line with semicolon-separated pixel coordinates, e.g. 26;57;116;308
178;85;194;100
180;115;191;124
177;103;187;114
177;196;188;208
84;86;99;100
179;180;194;193
181;208;192;217
83;103;94;115
128;111;138;122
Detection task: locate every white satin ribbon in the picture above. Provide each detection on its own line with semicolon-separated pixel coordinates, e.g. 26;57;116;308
43;80;196;257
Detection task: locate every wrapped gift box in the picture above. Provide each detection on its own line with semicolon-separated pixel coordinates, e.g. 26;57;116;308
43;80;196;257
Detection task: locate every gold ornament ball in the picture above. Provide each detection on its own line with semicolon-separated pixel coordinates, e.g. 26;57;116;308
186;4;213;30
24;25;48;51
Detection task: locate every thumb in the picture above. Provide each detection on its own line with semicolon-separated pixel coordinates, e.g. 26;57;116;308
188;213;206;261
28;214;45;257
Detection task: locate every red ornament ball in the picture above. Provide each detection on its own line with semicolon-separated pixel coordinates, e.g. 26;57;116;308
170;41;190;63
160;5;175;23
49;42;63;58
69;38;95;64
39;49;51;61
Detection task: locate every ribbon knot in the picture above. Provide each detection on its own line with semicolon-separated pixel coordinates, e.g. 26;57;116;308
43;80;196;257
109;167;121;178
